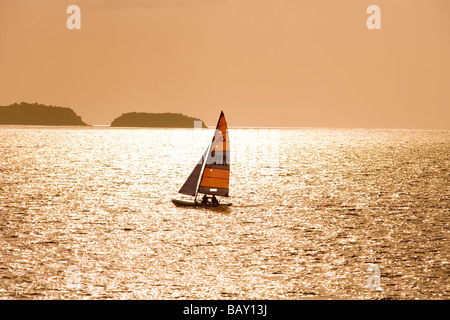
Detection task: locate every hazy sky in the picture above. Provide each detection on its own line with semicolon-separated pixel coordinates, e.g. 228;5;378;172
1;0;449;128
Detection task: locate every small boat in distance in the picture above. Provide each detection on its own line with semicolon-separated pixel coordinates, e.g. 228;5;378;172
172;111;232;208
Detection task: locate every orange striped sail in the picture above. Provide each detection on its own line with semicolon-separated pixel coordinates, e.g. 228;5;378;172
197;111;230;197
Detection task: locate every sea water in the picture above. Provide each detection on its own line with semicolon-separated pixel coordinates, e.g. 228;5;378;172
0;126;448;299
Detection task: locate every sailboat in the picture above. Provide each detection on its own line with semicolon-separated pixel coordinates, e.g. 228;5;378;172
172;111;232;207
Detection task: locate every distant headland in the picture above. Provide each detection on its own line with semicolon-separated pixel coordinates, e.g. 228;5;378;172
111;112;207;128
0;102;88;126
0;102;208;128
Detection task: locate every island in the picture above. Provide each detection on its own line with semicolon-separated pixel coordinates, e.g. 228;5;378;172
111;112;207;128
0;102;88;126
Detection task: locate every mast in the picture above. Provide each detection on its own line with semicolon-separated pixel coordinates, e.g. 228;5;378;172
178;110;229;202
197;111;230;197
194;111;223;200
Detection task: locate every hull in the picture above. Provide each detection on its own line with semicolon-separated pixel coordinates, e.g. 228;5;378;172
172;199;232;208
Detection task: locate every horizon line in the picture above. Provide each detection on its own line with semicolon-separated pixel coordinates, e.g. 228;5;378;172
89;124;450;131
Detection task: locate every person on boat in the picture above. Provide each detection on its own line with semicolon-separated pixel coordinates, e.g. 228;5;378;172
211;195;219;204
201;194;209;204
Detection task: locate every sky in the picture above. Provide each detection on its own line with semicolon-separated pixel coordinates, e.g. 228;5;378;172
0;0;449;128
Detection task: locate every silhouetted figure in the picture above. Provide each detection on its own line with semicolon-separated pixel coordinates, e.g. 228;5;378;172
211;195;219;204
201;194;209;204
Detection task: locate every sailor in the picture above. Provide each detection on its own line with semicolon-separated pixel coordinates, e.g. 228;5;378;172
211;195;219;204
201;194;209;204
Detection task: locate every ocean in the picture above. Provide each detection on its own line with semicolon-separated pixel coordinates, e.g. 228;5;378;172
0;126;448;299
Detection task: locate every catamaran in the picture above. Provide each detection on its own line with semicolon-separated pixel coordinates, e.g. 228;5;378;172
172;111;232;207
